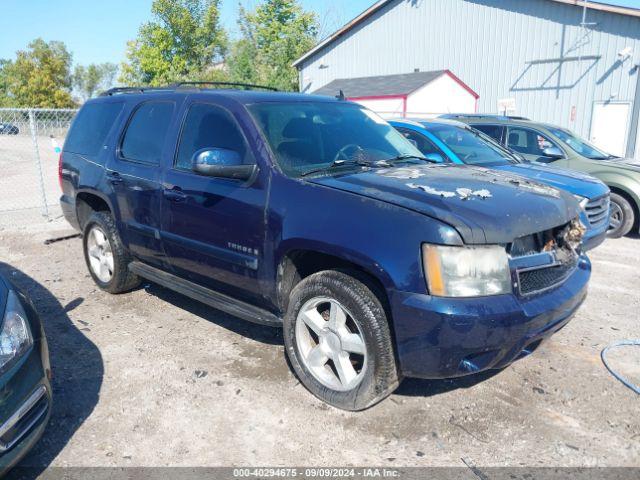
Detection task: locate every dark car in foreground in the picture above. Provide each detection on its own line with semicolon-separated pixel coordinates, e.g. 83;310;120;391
0;123;19;135
0;273;51;474
60;84;590;410
391;118;610;251
445;114;640;238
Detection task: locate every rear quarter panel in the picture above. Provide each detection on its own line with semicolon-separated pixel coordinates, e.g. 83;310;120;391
60;98;130;228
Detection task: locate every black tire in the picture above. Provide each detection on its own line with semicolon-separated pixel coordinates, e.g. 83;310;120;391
607;192;635;239
283;270;400;411
83;211;140;293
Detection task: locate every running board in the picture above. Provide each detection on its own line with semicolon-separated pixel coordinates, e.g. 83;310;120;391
128;261;282;327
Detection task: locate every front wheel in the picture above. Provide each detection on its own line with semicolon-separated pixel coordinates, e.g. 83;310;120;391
607;192;635;238
283;270;400;411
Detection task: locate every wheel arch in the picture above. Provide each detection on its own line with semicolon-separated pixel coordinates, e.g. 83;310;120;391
75;190;115;229
276;248;394;320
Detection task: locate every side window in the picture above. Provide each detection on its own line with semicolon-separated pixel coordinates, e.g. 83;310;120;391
397;128;445;159
472;124;504;143
120;102;174;164
175;103;252;171
64;102;124;157
507;127;559;156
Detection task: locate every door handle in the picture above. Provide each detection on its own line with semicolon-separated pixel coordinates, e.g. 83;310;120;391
106;171;123;185
163;188;188;202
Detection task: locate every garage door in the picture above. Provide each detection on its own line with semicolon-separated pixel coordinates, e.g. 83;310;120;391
590;102;630;158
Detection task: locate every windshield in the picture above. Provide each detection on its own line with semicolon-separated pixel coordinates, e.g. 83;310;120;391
248;102;422;177
548;127;613;160
426;124;515;165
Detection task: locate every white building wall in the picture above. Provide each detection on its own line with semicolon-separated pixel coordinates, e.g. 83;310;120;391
406;74;477;117
298;0;640;155
351;97;405;118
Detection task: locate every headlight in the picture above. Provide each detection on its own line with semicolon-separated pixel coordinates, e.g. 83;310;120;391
573;194;589;210
0;291;33;374
422;244;512;297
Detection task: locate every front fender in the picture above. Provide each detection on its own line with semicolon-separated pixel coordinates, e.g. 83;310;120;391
268;174;464;296
592;172;640;207
276;237;396;290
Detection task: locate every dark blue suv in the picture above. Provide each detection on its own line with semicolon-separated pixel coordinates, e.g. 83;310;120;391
60;84;591;410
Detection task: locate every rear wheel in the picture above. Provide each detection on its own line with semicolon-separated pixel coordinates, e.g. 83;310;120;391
283;270;400;411
607;192;635;238
83;211;140;293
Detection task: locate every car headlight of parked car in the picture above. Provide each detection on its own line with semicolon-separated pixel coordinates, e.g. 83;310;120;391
422;244;512;297
0;291;34;374
573;194;589;210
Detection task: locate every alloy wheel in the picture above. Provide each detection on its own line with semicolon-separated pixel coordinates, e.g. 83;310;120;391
608;202;623;232
86;226;114;283
295;297;367;391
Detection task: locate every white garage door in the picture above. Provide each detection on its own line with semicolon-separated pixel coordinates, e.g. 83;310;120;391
590;102;630;158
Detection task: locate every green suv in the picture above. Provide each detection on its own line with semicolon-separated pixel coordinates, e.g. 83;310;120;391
444;114;640;238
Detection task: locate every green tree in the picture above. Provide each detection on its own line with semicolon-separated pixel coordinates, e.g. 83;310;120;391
120;0;228;86
1;39;74;108
232;0;318;91
0;60;10;107
73;63;118;101
227;38;259;86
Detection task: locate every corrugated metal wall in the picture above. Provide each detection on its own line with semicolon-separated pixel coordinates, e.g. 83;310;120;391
299;0;640;153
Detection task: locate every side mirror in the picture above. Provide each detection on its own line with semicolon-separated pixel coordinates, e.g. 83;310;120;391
424;153;445;163
542;146;564;160
192;148;256;181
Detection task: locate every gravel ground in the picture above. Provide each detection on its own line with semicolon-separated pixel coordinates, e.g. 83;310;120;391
0;217;638;472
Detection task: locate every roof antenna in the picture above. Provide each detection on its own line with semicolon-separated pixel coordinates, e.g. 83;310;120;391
336;89;345;101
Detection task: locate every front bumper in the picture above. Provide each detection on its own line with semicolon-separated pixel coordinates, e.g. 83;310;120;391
0;337;52;475
390;255;591;379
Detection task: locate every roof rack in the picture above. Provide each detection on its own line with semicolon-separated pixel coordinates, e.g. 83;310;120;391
98;86;171;97
439;113;530;121
170;81;278;92
99;82;279;97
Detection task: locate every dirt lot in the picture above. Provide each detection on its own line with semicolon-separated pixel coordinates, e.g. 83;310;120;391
0;217;638;472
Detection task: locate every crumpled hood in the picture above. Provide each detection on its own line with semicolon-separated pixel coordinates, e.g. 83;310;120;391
493;162;609;198
310;164;581;244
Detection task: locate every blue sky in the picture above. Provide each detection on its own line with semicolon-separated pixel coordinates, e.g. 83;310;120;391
0;0;639;66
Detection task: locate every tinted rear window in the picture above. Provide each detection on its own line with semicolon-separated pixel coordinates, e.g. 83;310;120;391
64;102;124;156
121;102;174;164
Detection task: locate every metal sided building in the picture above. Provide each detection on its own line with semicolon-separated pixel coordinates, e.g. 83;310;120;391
294;0;640;159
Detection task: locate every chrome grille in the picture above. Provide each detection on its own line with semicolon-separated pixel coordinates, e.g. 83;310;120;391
0;385;49;452
585;194;610;226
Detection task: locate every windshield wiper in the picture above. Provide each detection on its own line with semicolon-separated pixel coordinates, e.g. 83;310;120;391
300;154;433;177
300;158;371;177
383;154;433;163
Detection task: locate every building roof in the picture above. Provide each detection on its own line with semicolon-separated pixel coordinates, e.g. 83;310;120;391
313;70;445;97
293;0;640;68
312;70;479;99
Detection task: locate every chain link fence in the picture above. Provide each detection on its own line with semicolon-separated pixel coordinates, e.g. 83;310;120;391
0;108;77;225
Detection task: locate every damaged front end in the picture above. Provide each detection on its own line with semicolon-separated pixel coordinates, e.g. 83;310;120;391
510;217;587;296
